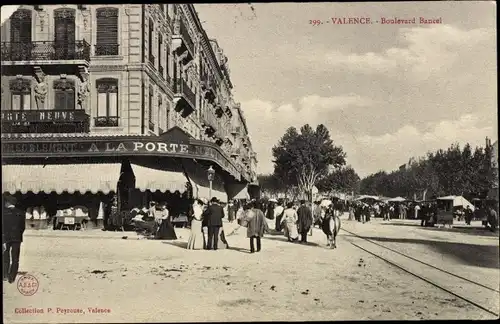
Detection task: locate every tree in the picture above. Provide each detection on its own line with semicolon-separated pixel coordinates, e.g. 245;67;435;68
272;124;346;199
317;165;360;194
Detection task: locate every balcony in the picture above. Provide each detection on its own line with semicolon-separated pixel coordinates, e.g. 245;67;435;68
1;41;91;74
173;78;196;117
230;148;240;157
201;75;216;103
94;116;119;127
95;44;119;56
172;17;194;64
1;109;90;134
230;126;241;135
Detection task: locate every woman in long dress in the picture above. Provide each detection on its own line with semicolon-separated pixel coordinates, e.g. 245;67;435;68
281;202;299;242
187;199;205;250
155;203;177;240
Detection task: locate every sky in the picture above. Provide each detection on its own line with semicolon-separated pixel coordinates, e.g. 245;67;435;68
195;2;497;177
2;4;496;178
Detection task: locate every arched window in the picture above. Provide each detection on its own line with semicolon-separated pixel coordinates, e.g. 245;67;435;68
53;79;75;110
9;78;31;111
10;9;32;61
95;78;119;127
96;7;119;56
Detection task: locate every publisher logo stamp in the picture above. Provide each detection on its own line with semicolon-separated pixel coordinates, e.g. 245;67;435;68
17;274;39;296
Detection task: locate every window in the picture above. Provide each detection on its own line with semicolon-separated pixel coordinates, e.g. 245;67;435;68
95;78;119;127
53;79;75;110
158;34;163;76
165;45;170;78
96;7;119;56
54;8;76;59
9;79;31;111
148;87;154;131
148;19;154;65
10;9;32;60
166;102;170;130
158;96;164;131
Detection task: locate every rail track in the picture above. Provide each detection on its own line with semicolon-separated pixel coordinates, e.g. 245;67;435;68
342;228;500;318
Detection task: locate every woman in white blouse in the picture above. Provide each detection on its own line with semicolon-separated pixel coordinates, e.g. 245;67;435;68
187;199;205;250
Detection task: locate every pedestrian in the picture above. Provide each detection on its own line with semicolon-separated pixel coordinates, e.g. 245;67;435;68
155;202;177;240
228;200;236;223
414;203;421;220
313;201;322;227
274;201;285;232
464;205;473;225
3;195;25;283
281;202;299;242
187;199;205;250
487;205;498;232
297;200;313;243
244;201;269;253
203;197;224;250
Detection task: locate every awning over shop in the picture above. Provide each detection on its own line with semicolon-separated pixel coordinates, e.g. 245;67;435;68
232;186;249;200
2;163;121;194
193;183;227;202
130;163;188;193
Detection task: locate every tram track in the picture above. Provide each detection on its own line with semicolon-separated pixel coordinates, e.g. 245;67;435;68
342;228;500;317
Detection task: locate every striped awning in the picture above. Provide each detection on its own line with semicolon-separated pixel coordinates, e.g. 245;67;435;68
2;163;121;194
193;183;227;202
131;163;188;193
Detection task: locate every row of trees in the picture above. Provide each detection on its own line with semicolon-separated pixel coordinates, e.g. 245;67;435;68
258;124;360;199
359;143;495;200
258;123;494;201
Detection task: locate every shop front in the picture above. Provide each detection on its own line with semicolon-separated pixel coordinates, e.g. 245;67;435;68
1;127;247;230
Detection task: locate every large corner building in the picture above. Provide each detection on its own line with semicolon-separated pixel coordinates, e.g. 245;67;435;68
1;5;259;221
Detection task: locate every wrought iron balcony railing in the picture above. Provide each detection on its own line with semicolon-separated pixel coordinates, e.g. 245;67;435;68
95;44;119;56
179;18;195;56
1;41;91;62
94;116;119;127
175;78;196;110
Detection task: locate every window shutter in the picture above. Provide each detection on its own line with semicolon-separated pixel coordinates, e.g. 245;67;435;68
96;8;119;55
66;91;75;110
55;92;66;109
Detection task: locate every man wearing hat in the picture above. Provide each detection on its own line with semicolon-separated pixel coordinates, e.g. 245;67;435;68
204;197;225;250
2;195;25;283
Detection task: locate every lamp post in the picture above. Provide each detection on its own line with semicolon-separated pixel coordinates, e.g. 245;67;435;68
207;165;215;200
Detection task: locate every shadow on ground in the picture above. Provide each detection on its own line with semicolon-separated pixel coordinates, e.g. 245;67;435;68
163;241;188;249
380;221;499;238
263;235;321;247
356;235;500;269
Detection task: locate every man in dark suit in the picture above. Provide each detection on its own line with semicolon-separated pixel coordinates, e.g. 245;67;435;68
205;197;224;250
297;200;313;243
3;195;26;283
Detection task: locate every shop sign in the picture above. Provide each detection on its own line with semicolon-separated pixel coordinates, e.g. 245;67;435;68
2;139;240;180
1;110;88;123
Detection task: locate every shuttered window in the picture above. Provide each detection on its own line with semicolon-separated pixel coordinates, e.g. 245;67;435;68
10;9;32;61
148;87;154;131
96;7;119;56
166;45;170;78
53;80;75;110
158;34;163;75
148;19;154;65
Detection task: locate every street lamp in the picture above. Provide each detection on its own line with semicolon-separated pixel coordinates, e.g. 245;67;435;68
207;165;215;200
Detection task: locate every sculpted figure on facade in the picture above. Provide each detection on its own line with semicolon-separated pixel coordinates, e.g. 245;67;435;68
34;72;48;109
78;70;91;112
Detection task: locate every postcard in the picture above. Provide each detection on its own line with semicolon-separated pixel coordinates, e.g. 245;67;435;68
1;2;498;323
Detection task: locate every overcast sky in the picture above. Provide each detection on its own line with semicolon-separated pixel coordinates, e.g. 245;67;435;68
196;2;497;177
2;4;496;178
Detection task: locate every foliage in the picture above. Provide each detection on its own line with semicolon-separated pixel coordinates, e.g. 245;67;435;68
316;165;360;194
359;142;495;200
271;124;346;197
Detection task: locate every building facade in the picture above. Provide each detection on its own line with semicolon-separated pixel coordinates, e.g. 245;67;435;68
1;4;257;224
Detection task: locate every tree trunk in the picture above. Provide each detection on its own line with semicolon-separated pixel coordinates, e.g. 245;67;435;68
422;189;428;201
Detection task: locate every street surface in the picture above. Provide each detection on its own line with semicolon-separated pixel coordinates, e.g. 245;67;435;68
3;216;499;322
